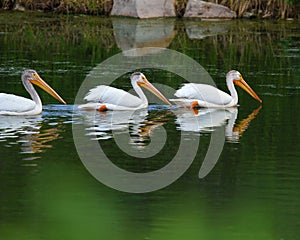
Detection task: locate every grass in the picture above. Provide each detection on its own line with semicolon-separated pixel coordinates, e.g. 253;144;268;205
218;0;296;18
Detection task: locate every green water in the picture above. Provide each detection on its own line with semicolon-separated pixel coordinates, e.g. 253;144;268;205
0;11;300;239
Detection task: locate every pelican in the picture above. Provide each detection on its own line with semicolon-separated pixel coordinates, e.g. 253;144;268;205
78;72;172;111
0;69;66;116
170;70;262;108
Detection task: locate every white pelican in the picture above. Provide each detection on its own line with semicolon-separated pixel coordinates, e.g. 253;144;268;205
0;69;66;116
170;70;262;108
78;72;172;111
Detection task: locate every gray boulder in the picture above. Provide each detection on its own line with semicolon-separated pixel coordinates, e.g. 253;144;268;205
184;0;237;19
111;0;176;18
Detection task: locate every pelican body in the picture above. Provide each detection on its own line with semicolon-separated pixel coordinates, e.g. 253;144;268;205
78;72;172;111
170;70;262;108
0;69;66;115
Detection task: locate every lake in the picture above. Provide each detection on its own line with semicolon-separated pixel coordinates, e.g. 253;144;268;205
0;11;300;239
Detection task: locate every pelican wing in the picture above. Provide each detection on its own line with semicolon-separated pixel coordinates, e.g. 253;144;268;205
175;83;233;106
84;85;143;108
0;93;36;114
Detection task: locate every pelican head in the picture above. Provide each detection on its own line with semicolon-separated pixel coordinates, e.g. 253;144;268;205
226;70;262;103
23;69;66;104
130;72;172;106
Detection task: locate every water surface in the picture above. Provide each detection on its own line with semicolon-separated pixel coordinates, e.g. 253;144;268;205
0;11;300;239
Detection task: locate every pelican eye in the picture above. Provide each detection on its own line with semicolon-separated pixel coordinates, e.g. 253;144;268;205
141;76;146;81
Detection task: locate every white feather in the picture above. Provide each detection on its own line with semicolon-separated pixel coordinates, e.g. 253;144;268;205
81;85;143;109
174;83;233;106
0;93;37;115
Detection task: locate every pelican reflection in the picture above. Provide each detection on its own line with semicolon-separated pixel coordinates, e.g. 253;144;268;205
173;106;262;178
226;105;262;142
82;109;148;140
0;116;64;160
80;108;170;153
173;106;262;143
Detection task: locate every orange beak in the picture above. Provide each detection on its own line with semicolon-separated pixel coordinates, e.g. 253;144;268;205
29;73;66;104
138;77;172;106
234;76;262;103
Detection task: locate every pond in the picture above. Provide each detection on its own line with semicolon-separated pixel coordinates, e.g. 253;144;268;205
0;11;300;239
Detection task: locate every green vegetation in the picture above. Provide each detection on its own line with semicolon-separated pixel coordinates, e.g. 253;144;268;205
0;0;299;18
216;0;298;18
0;0;113;15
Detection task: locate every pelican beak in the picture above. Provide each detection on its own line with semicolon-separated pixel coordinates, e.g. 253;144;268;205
138;77;172;106
29;73;66;104
234;76;262;103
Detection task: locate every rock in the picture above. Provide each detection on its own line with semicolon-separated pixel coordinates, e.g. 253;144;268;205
184;0;236;19
111;0;176;18
185;20;230;39
13;3;26;12
242;11;256;18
